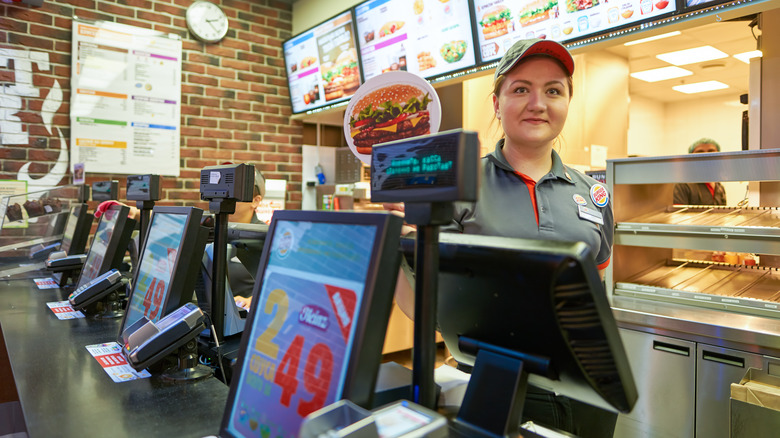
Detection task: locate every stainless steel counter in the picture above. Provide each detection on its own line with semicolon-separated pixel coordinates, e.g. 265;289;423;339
612;296;780;357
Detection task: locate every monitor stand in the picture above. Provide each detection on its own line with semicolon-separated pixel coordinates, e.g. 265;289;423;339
161;338;212;382
92;290;125;319
450;340;552;438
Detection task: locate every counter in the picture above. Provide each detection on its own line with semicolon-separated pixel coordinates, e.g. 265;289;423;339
0;278;228;437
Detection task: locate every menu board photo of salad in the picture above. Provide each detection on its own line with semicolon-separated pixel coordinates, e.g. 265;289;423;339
355;0;478;81
283;11;361;114
473;0;677;63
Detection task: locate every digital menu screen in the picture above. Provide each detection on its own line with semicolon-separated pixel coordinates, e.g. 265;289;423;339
283;11;361;114
225;220;377;437
355;0;478;81
473;0;677;63
124;213;187;329
684;0;728;10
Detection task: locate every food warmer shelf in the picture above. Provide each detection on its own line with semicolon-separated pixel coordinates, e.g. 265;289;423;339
615;259;780;318
618;205;780;237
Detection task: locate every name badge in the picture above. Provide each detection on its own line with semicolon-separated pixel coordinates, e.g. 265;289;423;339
578;205;604;225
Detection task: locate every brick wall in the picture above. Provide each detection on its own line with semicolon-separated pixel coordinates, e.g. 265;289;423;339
0;0;302;212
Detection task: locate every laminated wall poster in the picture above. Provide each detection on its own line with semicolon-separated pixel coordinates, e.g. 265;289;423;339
70;19;182;176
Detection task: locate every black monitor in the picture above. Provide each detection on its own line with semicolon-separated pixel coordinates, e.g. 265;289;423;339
75;204;135;289
401;233;637;433
91;180;119;202
60;203;94;256
117;206;209;343
227;222;269;278
219;210;403;437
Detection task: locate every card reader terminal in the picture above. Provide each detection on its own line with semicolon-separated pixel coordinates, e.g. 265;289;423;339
46;253;87;271
122;303;206;370
68;269;125;310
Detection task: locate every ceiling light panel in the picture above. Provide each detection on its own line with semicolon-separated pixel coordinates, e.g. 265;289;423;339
734;50;762;64
624;31;682;46
657;46;729;66
672;81;729;94
631;66;693;82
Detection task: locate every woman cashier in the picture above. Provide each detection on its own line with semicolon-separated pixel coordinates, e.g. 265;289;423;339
389;38;615;437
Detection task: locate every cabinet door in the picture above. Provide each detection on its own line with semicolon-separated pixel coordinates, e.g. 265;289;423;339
696;345;777;438
615;328;696;438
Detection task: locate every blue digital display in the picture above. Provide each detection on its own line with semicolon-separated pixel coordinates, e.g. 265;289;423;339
225;220;377;437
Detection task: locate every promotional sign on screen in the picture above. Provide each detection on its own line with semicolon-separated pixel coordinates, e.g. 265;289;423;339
283;11;361;114
124;213;187;328
473;0;676;63
355;0;478;81
224;220;377;437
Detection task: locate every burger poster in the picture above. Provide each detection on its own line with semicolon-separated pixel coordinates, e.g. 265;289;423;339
343;71;442;165
473;0;675;63
355;0;477;81
283;11;361;114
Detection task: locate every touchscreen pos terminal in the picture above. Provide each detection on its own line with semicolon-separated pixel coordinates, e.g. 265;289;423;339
217;210;403;438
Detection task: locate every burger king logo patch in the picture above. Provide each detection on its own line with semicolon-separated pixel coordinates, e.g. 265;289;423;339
573;194;587;205
590;184;609;208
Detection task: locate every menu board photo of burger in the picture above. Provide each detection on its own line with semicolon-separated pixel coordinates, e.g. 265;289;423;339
479;4;514;40
343;71;441;164
282;11;362;114
472;0;676;63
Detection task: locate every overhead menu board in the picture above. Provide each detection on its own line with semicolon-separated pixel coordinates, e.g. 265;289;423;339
355;0;478;81
283;11;361;114
472;0;677;63
70;19;182;176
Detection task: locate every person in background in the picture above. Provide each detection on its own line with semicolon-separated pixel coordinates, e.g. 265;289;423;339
228;167;265;309
386;38;615;437
673;138;727;205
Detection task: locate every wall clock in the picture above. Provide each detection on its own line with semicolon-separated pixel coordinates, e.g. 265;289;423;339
186;1;229;44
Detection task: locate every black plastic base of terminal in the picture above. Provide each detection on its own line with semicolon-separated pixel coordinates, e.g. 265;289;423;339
372;362;440;409
197;332;243;386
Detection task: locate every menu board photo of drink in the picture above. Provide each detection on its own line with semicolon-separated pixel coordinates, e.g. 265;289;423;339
473;0;677;63
355;0;478;81
283;11;361;114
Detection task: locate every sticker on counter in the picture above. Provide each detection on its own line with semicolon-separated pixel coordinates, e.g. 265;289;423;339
46;301;85;319
85;342;151;383
35;277;59;289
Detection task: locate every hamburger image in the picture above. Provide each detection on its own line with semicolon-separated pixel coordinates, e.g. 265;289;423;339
479;5;513;40
337;49;360;95
349;84;432;155
321;62;344;101
519;0;558;27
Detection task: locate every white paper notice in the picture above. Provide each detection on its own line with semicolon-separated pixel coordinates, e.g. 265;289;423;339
85;342;151;382
46;301;85;319
35;278;59;289
70;20;182;176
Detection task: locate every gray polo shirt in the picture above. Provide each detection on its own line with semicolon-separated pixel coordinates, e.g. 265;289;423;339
447;139;614;269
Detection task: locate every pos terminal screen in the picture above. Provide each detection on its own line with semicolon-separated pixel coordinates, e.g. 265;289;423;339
123;213;187;328
224;219;377;437
77;206;122;288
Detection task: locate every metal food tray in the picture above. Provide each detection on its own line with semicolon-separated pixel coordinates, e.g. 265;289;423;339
618;206;780;238
616;260;780;318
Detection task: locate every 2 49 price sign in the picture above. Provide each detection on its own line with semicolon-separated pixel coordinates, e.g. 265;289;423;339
230;272;359;437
